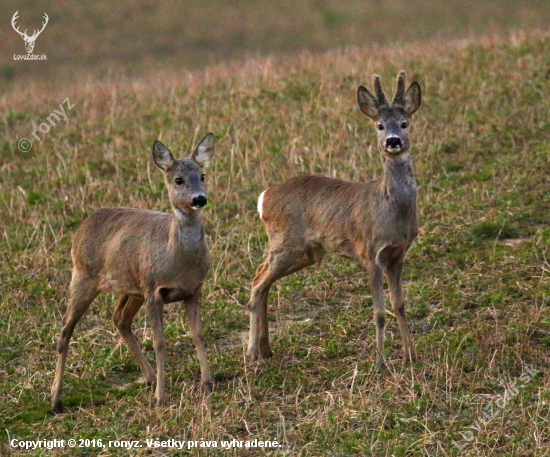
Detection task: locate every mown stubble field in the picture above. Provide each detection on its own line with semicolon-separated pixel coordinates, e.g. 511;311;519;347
1;31;549;456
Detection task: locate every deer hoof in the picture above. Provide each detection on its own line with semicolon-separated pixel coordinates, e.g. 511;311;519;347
376;358;388;371
404;347;417;363
52;401;64;414
247;349;259;363
202;380;213;395
260;347;273;359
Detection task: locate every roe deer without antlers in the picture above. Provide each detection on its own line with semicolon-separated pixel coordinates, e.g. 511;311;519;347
51;134;215;413
247;72;422;368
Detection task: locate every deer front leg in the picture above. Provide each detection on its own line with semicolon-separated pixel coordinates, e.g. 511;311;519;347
365;262;387;370
385;259;417;362
184;287;212;395
146;293;166;406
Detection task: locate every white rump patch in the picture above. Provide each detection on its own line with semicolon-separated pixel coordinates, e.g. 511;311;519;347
257;191;266;219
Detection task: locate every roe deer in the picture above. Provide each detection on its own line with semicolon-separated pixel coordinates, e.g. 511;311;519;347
247;72;422;368
51;134;215;413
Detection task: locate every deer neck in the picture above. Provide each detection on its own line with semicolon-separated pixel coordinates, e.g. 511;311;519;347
380;153;417;203
169;208;206;254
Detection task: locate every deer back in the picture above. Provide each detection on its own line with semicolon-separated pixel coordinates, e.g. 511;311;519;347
259;174;416;262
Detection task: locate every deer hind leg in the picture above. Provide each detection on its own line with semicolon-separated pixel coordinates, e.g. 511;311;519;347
184;287;212;395
51;271;99;413
247;246;315;362
113;295;156;385
385;259;417;362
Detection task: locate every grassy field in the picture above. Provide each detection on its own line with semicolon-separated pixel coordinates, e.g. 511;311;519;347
1;26;550;457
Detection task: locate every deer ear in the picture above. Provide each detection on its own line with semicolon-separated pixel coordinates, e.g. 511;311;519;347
357;86;378;120
192;133;214;168
403;82;421;116
152;140;175;171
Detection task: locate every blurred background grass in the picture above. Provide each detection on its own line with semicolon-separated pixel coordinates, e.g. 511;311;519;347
1;0;550;86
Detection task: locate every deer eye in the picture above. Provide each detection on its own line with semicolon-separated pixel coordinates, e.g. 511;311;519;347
401;122;408;129
175;177;184;185
377;124;385;131
200;174;206;182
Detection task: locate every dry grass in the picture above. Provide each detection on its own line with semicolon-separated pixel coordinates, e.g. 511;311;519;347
1;29;550;456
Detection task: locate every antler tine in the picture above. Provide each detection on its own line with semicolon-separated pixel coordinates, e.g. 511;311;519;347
35;13;49;37
11;11;26;37
372;74;389;106
392;71;406;107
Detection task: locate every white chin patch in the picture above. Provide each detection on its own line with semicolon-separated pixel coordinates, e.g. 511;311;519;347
174;209;189;220
190;206;199;211
387;147;402;154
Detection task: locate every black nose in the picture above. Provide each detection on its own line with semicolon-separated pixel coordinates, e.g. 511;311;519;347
386;137;402;149
192;196;207;208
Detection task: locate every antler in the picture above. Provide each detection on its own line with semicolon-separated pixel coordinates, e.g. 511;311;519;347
11;11;48;39
392;71;406;107
11;11;27;38
371;74;389;107
30;13;49;39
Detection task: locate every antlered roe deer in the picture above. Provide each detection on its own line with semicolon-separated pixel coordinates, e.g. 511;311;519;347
247;72;422;368
51;134;215;413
